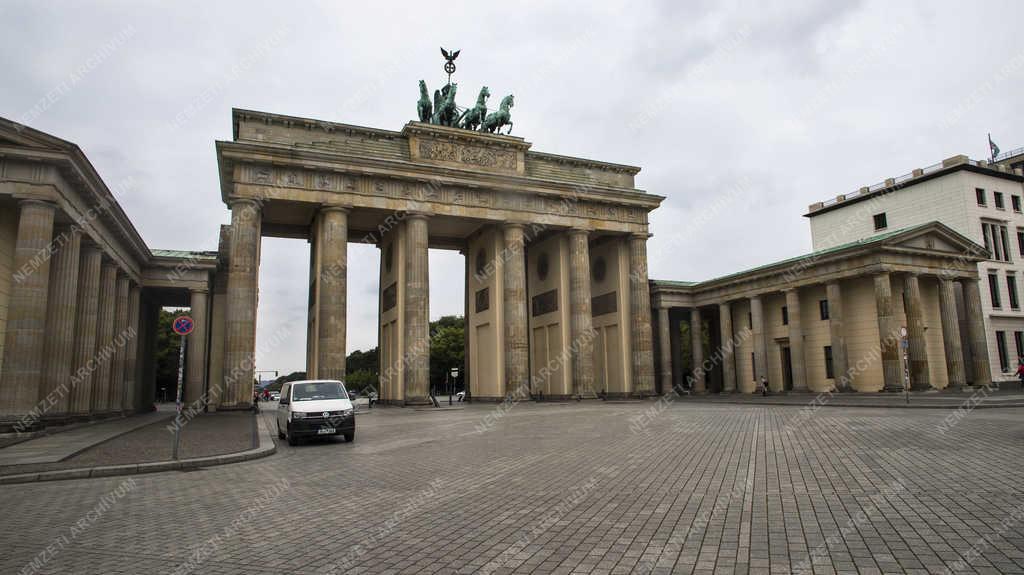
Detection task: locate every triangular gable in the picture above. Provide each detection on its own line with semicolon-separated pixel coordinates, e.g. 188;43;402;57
882;222;986;258
0;117;73;152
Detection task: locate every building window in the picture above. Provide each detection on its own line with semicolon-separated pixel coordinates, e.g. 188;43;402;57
983;223;1012;262
977;188;986;206
751;353;756;381
781;306;788;325
1001;226;1013;262
995;191;1005;209
824;346;834;379
873;213;887;231
1009;274;1020;310
1015;331;1024;363
748;312;753;330
1018;230;1024;258
819;300;829;320
1014;195;1022;213
989;273;1002;308
996;331;1009;372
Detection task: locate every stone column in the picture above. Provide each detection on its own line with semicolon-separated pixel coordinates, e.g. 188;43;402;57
749;295;767;386
669;312;683;392
784;289;808;392
223;198;261;408
938;278;966;388
690;307;706;393
628;234;655;395
657;306;672;395
903;274;930;390
317;207;348;381
403;214;430;404
109;274;130;411
873;273;902;391
124;285;141;412
826;281;850;390
719;302;737;393
503;223;529;398
185;288;210;406
40;226;81;420
961;279;992;387
70;245;102;416
568;229;595;396
0;200;57;422
92;261;118;413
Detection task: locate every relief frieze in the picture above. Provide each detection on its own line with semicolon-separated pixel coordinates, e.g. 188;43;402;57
239;166;644;223
417;140;516;171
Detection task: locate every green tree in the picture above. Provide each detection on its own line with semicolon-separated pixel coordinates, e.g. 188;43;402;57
346;348;378;374
268;371;307;392
429;315;465;394
155;309;186;402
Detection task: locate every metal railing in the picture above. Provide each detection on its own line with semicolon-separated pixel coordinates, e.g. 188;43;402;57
812;158;968;212
994;145;1024;162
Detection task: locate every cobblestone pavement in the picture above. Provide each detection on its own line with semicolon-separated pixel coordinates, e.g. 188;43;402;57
2;401;1023;574
0;411;254;476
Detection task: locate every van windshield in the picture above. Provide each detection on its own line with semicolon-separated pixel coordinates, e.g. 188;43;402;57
292;381;347;401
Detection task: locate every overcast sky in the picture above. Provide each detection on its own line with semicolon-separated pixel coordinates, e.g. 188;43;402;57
2;0;1022;375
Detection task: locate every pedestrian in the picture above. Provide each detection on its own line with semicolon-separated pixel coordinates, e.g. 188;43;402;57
760;375;769;397
1016;359;1024;390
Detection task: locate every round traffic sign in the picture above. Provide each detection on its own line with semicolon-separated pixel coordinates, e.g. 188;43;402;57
173;315;195;336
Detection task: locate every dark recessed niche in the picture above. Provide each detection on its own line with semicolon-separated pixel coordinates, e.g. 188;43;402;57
537;251;550;281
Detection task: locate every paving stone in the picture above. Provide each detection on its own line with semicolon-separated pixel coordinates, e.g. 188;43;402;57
0;402;1021;574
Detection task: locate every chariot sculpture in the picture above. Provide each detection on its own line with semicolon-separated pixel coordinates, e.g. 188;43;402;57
415;48;515;135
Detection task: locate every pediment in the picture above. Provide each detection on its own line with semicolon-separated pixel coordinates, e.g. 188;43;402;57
892;233;961;253
882;223;986;258
0;118;72;152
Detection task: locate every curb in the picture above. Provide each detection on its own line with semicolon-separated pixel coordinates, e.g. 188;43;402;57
0;414;276;485
670;395;1024;410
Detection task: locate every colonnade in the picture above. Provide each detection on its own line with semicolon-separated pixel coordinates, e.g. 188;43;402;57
654;272;991;393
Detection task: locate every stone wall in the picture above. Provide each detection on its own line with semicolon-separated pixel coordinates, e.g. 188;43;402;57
0;198;16;376
467;227;506;400
527;234;571;397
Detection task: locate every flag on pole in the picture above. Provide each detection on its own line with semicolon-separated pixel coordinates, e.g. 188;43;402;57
989;133;1000;161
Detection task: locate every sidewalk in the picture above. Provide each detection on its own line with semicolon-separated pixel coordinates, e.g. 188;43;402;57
0;411;171;466
674;387;1024;408
0;408;272;483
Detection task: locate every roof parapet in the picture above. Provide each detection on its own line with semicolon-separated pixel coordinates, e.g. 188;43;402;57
806;153;1022;215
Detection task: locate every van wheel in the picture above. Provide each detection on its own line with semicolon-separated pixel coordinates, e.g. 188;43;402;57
277;421;285;439
287;433;299;446
344;431;354;443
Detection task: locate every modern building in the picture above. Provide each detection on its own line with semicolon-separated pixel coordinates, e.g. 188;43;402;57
805;154;1024;383
0;109;1001;430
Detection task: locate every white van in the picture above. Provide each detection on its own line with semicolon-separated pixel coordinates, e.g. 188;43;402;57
275;380;355;445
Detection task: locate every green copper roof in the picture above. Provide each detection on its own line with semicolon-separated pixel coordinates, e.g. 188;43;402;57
654;222;937;288
151;249;218;260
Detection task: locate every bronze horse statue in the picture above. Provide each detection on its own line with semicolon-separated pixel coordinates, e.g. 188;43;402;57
417;80;432;123
480;94;514;134
431;83;459;126
458;86;490;131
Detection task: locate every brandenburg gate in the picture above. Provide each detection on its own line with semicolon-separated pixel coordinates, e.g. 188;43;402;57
213;109;665;405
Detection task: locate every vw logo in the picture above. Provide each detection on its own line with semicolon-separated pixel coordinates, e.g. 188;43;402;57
322;412;329;418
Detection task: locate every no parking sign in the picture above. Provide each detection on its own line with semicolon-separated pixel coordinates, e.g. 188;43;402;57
171;314;193;460
173;315;194;336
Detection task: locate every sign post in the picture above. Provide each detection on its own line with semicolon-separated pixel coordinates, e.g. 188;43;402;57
899;326;910;405
171;315;194;460
449;367;459;405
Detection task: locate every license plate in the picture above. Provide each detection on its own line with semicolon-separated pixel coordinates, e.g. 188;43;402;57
317;427;335;435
